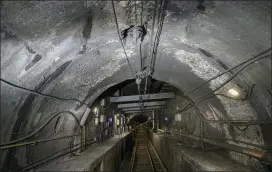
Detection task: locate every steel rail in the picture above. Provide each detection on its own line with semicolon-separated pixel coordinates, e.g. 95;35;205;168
144;128;168;172
130;141;138;172
146;139;155;172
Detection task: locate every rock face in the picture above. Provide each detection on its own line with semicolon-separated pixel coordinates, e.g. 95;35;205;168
0;1;271;171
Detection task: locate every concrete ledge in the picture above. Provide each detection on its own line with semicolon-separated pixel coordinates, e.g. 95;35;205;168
180;147;252;171
37;132;131;171
147;131;255;172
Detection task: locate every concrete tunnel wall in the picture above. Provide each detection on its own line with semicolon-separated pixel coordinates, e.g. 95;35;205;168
156;87;269;170
0;1;271;171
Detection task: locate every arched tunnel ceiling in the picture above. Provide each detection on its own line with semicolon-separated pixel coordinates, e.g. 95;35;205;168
0;1;271;147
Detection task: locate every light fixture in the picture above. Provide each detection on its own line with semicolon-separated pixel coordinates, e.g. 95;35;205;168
164;117;168;121
94;107;98;113
228;89;239;96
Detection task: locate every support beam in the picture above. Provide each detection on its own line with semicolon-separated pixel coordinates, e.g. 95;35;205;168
117;101;166;108
110;93;175;103
122;106;161;111
124;110;154;114
127;113;153;117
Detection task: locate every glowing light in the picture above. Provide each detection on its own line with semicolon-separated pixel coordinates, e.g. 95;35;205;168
228;89;239;96
93;107;98;113
164;117;168;121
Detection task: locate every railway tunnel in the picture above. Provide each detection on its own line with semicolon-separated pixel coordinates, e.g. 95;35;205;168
0;1;271;172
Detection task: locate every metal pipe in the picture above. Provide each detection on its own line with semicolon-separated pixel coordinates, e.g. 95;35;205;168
80;107;91;126
169;131;271;162
194;108;272;125
81;125;86;152
0;134;80;150
196;54;271;101
149;0;158;67
204;136;268;149
184;48;271;96
200;120;204;148
157;129;267;149
169;104;272;126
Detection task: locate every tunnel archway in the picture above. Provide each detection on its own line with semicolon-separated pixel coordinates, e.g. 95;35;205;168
0;1;271;171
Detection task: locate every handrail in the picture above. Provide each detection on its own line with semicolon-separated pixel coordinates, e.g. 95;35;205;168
0;134;80;150
18;139;100;172
157;129;267;149
157;130;271;162
2;111;80;146
146;139;155;172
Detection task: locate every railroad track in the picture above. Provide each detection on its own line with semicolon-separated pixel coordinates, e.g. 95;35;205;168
130;127;167;172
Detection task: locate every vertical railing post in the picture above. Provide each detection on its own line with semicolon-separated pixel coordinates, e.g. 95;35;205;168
200;120;204;148
81;125;86;152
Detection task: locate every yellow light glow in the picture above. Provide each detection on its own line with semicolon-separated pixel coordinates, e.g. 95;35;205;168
228;89;239;96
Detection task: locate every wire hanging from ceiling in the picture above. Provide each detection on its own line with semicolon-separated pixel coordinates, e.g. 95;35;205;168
140;0;144;25
184;48;272;97
168;51;271;115
150;0;168;74
111;0;135;78
135;0;138;25
149;0;158;69
138;0;168;115
0;78;90;107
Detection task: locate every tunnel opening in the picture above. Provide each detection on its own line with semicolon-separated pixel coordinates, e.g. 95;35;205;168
89;77;179;129
129;114;149;124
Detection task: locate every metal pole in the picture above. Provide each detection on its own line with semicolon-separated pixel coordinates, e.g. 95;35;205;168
200;120;204;148
81;126;86;152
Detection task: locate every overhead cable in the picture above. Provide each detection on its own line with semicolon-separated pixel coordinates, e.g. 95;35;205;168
111;0;135;78
195;54;271;101
169;53;271;122
134;0;137;24
1;111;80;146
149;0;158;64
140;0;144;25
185;48;272;96
150;0;168;73
0;78;90;107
